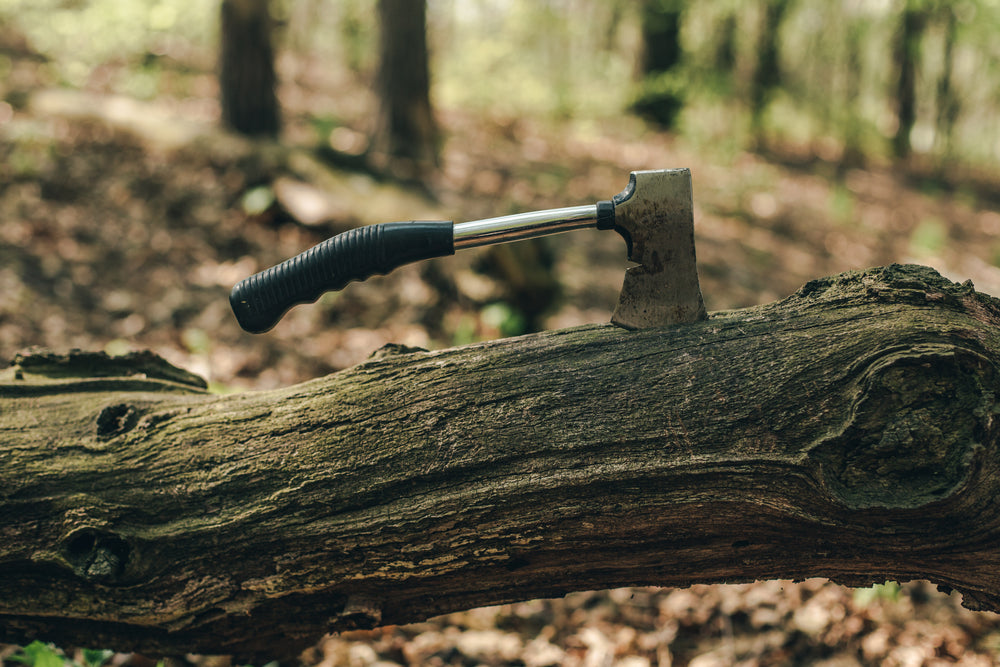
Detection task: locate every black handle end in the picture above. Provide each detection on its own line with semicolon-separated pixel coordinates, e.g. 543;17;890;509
230;220;454;333
230;277;283;334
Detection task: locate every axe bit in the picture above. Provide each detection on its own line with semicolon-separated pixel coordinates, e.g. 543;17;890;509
230;168;706;333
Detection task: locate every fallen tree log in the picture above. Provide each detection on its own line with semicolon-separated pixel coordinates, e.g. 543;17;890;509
3;264;1000;659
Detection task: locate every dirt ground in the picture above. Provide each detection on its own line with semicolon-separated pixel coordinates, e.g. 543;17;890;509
5;42;1000;666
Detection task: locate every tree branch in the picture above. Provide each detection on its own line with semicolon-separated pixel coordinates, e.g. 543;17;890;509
3;264;1000;658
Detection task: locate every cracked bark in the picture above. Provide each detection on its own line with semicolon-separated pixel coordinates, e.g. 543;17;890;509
2;264;1000;659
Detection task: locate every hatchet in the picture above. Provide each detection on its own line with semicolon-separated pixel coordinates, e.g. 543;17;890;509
230;168;706;333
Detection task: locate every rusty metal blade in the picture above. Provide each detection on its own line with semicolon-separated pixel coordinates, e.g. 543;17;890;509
611;169;707;329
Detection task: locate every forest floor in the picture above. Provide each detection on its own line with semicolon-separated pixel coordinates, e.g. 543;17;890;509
5;39;1000;666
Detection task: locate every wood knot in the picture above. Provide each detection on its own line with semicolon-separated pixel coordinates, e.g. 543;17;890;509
814;345;996;510
96;403;139;438
61;527;131;584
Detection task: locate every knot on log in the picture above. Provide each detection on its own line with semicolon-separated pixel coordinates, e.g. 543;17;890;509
815;345;997;510
61;528;131;585
96;403;139;438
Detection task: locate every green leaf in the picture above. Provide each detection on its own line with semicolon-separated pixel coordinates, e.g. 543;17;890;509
81;649;114;667
241;185;276;216
480;302;527;338
10;642;67;667
853;581;902;607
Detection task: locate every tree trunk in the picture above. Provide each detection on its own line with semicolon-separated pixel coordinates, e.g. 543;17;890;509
3;265;1000;659
713;12;738;75
631;0;686;128
640;0;683;75
934;5;960;163
840;15;866;170
892;0;927;159
370;0;437;181
219;0;280;138
749;0;791;145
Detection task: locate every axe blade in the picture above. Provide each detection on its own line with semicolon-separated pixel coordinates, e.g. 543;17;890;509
611;169;707;329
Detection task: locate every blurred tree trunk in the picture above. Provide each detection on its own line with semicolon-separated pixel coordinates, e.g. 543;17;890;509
749;0;792;146
219;0;280;138
631;0;685;128
601;1;627;53
713;12;738;74
371;0;438;181
892;0;927;159
841;17;866;169
934;5;960;163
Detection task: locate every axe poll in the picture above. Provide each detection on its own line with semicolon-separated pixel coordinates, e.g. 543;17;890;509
230;168;706;333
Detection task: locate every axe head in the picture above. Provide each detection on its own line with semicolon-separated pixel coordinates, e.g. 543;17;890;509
610;169;707;329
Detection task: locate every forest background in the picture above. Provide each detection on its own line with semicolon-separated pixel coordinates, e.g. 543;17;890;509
5;0;1000;664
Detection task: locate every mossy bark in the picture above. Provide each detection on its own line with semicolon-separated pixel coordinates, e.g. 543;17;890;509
3;265;1000;659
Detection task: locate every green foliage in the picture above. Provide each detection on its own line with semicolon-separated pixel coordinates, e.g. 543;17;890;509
207;380;241;395
7;642;112;667
4;0;1000;169
451;313;479;347
103;338;134;357
8;642;65;667
0;0;214;86
450;301;527;346
433;0;635;119
480;301;527;338
675;97;750;163
828;184;856;227
181;327;212;355
241;186;277;217
853;581;902;607
309;114;342;145
909;217;949;255
78;650;113;667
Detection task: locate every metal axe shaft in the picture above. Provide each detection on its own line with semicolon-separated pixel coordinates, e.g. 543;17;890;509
453;204;608;249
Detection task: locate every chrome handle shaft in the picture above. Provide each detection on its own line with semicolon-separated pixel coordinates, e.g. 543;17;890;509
452;205;599;250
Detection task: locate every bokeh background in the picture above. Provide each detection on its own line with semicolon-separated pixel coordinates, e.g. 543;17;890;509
4;0;1000;664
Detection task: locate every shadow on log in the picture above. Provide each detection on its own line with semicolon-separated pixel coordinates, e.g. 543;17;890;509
2;264;1000;659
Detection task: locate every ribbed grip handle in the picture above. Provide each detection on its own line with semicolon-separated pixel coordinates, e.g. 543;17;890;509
230;220;454;333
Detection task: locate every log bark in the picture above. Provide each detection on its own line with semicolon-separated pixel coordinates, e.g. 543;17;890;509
3;264;1000;659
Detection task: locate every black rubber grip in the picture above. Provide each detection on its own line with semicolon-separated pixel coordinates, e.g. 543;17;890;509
230;220;454;333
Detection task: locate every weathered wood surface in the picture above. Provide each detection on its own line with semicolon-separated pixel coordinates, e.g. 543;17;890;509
2;264;1000;658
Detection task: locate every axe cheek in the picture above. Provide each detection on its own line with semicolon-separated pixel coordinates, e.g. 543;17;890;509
610;169;708;330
